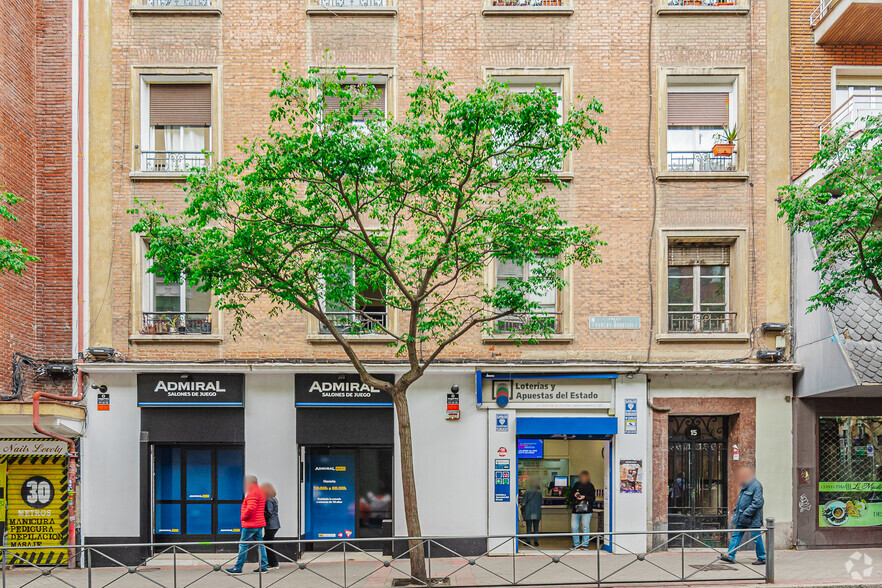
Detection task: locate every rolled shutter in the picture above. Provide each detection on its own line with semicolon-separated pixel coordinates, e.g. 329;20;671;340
149;84;212;126
496;260;524;287
668;244;730;266
324;84;386;119
667;92;729;126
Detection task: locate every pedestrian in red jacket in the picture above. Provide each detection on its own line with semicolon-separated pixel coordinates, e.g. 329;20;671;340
226;475;268;574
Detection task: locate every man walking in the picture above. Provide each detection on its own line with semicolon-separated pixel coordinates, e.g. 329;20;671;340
720;466;766;566
226;475;268;574
570;471;595;550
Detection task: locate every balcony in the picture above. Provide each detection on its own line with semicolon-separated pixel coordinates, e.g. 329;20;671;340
144;0;212;5
482;0;572;15
319;310;388;336
306;0;396;15
666;0;739;6
819;93;882;137
666;151;737;173
141;151;210;173
811;0;882;45
130;0;221;12
667;311;737;334
494;312;562;335
141;312;212;335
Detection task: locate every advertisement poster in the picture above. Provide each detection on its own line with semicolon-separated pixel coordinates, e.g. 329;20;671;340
5;458;68;564
619;459;643;494
494;459;511;502
819;497;882;528
305;454;356;540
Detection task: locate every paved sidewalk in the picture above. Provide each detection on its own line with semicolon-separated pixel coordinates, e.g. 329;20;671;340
1;547;881;587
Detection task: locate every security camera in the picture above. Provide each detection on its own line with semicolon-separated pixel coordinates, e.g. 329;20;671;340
90;383;108;392
450;385;459;393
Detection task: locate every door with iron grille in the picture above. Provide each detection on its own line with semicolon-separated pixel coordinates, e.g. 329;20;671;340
667;416;729;547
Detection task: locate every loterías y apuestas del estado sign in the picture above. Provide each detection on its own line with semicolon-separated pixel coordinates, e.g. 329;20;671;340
137;373;245;406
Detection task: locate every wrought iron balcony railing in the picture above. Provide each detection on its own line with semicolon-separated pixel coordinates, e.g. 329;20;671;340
316;0;388;6
140;151;210;173
319;310;388;335
819;93;882;137
667;311;737;334
491;0;563;6
667;0;738;6
143;0;213;5
141;312;212;335
667;151;737;173
495;311;562;334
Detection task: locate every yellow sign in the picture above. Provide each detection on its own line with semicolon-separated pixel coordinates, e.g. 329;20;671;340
3;456;68;565
0;462;6;524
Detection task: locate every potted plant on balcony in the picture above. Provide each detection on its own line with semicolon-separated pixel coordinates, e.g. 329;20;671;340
712;124;738;157
715;0;735;6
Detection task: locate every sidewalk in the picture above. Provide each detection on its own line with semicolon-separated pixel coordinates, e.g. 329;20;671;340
1;547;881;587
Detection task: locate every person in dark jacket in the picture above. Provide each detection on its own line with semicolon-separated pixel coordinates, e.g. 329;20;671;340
570;471;596;550
261;482;281;570
226;475;268;574
721;466;766;565
519;479;543;547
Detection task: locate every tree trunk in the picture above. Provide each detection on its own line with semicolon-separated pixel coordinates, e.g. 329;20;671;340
392;388;428;583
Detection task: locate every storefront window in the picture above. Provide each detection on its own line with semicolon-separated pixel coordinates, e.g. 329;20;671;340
818;416;882;528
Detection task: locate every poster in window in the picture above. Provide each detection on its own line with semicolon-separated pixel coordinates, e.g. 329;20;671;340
619;459;643;494
818;416;882;528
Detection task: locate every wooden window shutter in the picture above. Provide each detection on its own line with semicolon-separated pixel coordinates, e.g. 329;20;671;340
149;84;212;126
667;92;729;127
668;244;730;266
324;84;386;119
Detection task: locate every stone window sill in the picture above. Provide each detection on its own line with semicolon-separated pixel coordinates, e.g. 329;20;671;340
482;6;574;16
129;6;222;15
483;334;574;344
305;6;397;16
129;334;224;344
655;171;749;181
307;334;397;344
656;6;749;15
656;332;749;343
129;171;196;182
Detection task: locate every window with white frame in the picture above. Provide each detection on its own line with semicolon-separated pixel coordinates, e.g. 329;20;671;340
323;78;388;129
666;77;737;172
829;74;882;132
494;259;560;334
141;81;212;172
666;243;733;333
141;252;212;335
492;75;564;172
319;261;387;335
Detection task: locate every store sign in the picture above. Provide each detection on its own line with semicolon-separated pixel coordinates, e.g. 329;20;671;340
485;375;614;409
0;440;67;456
589;316;641;330
6;457;68;564
295;373;394;406
137;373;244;407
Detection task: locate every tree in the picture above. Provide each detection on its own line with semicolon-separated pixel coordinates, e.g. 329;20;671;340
779;115;882;311
0;191;39;275
132;66;606;581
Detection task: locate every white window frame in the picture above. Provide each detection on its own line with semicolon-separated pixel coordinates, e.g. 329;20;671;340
666;78;737;171
140;76;213;172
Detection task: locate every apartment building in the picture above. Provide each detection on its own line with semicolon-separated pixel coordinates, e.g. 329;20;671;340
790;0;882;550
80;0;793;560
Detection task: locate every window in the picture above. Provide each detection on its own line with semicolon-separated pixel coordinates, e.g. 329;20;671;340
666;77;737;173
822;73;882;135
319;262;387;336
141;259;212;335
818;416;882;529
665;0;739;6
494;259;560;334
142;82;212;172
322;78;388;130
666;244;733;333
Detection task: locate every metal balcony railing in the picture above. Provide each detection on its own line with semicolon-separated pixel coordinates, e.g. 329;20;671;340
819;92;882;137
667;311;737;334
810;0;838;27
143;0;213;5
319;310;388;335
491;0;563;6
316;0;388;6
667;0;738;6
141;312;212;335
495;311;562;334
141;151;210;173
667;151;737;173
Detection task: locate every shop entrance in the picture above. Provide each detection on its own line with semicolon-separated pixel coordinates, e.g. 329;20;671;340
153;444;244;550
516;438;610;551
667;416;728;546
301;446;393;550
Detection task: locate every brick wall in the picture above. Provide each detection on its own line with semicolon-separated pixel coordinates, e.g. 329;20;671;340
0;0;73;399
103;0;777;366
791;0;882;178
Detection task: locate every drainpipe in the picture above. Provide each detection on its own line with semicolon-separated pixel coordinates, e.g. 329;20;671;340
32;369;85;567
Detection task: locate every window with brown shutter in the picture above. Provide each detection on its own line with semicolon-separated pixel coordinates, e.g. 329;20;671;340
149;83;212;127
668;244;730;266
323;84;386;121
667;92;729;127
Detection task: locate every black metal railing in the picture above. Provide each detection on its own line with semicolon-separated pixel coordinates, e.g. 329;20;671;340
667;151;737;173
319;310;388;335
316;0;388;6
141;151;210;173
495;311;562;334
667;0;738;6
141;312;212;335
0;522;776;586
491;0;564;6
668;311;737;334
144;0;213;6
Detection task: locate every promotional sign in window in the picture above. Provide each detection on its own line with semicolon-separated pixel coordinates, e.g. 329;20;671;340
295;373;395;406
305;454;356;539
517;439;544;459
818;416;882;528
3;455;68;565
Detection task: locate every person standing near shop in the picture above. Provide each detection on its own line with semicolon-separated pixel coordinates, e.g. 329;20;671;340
720;466;766;566
570;471;595;550
226;475;268;574
519;479;543;547
262;482;281;570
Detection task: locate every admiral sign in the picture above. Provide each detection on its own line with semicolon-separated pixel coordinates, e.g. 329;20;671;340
295;373;395;406
137;373;245;407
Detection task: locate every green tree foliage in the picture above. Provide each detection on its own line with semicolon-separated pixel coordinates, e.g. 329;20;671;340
133;66;606;579
0;191;39;275
779;115;882;311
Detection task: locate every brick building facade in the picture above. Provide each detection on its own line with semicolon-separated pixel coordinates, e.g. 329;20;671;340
80;0;795;556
